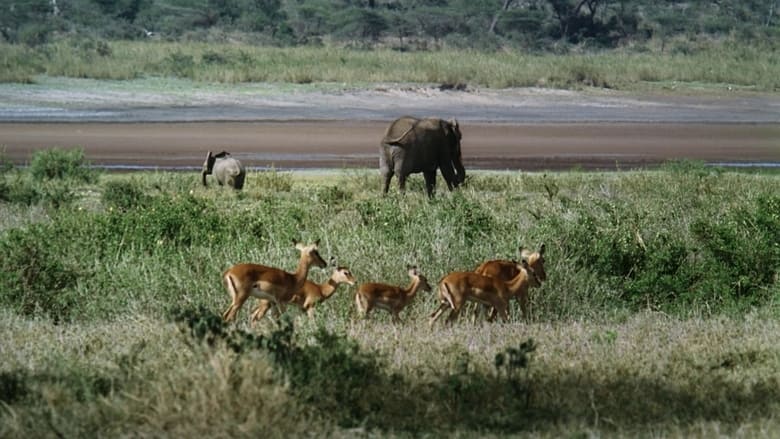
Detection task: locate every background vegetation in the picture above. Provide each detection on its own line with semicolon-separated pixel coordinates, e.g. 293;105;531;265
3;0;779;49
1;149;779;436
1;1;779;91
3;38;779;91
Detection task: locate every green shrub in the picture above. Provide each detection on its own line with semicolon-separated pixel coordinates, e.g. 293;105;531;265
100;194;226;249
102;179;148;211
3;175;40;205
0;174;75;207
170;307;542;432
253;168;293;192
37;181;76;208
29;147;96;182
0;225;80;321
166;51;195;78
691;195;780;307
0;370;29;404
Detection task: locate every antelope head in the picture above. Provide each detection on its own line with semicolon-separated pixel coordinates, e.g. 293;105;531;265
294;239;328;269
520;244;547;283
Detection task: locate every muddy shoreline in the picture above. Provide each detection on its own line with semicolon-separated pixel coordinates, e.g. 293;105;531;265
2;82;779;171
3;121;779;171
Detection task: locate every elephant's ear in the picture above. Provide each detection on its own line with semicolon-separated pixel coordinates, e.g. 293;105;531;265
203;150;215;173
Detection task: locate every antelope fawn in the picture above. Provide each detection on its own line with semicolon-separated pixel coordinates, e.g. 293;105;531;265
474;244;547;321
249;263;356;324
355;265;432;323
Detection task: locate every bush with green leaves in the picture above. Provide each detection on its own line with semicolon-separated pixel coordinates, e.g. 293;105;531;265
0;225;80;321
29;147;96;183
537;164;780;314
101;179;148;211
170;306;541;432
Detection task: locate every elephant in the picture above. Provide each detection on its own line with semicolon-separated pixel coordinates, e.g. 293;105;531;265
379;116;466;197
202;151;246;190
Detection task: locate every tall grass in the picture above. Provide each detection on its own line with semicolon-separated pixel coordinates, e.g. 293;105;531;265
1;39;778;91
1;154;780;436
2;309;779;437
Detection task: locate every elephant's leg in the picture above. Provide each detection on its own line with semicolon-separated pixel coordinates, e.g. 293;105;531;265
423;170;436;197
397;173;407;193
382;169;394;194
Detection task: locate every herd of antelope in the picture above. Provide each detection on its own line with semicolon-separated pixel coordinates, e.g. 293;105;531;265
221;240;547;326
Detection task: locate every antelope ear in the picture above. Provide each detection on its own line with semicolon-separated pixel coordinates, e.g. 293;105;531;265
539;243;546;255
329;256;337;267
293;239;304;250
518;246;524;255
314;239;321;247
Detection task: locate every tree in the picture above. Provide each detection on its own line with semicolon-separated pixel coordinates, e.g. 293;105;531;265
331;8;388;41
0;0;54;44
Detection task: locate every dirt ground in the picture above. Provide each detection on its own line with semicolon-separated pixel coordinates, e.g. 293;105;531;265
2;82;779;171
2;121;779;171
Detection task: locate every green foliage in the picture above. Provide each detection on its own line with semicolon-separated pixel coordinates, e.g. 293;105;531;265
691;195;780;306
0;173;78;208
2;40;778;91
101;179;148;211
29;147;96;183
3;1;780;52
1;168;779;325
252;168;293;192
0;225;80;321
537;166;780;315
165;51;196;78
98;194;226;249
0;370;30;404
171;307;388;426
170;306;543;432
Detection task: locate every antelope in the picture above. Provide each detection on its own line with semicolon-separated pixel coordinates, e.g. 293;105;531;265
355;265;432;323
249;263;356;323
430;259;541;326
474;244;547;321
221;240;328;323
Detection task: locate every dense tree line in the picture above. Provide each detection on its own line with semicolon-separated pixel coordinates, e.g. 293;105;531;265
2;0;778;49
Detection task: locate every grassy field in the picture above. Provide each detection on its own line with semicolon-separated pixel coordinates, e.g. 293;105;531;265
1;150;780;437
1;39;778;93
